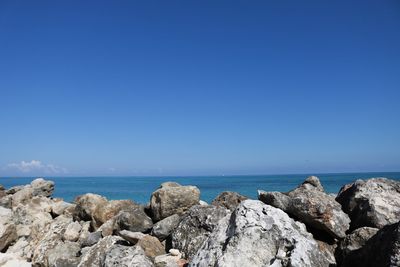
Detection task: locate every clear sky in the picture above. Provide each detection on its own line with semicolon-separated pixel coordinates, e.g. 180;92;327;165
0;1;399;176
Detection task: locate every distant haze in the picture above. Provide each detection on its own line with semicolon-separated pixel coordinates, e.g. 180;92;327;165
0;1;399;176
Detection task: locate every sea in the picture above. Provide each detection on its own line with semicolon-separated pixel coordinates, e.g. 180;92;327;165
1;172;400;204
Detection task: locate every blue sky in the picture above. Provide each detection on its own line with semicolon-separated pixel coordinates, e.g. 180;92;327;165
0;1;399;176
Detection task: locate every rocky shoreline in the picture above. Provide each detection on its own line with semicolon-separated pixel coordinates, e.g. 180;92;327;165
0;176;399;267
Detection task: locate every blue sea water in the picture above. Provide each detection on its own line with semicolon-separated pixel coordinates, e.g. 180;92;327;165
1;172;400;204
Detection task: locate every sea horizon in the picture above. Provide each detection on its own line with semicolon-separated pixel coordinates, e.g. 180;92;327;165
2;171;400;204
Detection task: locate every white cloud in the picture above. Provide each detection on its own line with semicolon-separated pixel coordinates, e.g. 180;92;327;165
6;160;67;174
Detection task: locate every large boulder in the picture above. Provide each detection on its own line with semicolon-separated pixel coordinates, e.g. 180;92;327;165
259;176;350;239
74;193;108;222
119;230;165;259
92;200;139;227
190;200;331;267
78;236;125;267
114;208;153;233
47;241;81;267
104;244;154;267
150;182;200;221
30;178;55;197
151;214;181;241
341;222;400;267
171;205;230;260
0;253;31;267
336;177;400;229
63;221;82;242
31;215;73;266
211;191;248;211
336;227;379;265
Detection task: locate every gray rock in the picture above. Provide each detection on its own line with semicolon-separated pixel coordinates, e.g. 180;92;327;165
150;182;200;221
336;227;379;265
82;231;102;247
0;195;12;208
114;208;153;233
341;222;400;267
171;205;230;260
78;236;124;267
104;244;154;267
211;191;248;211
119;230;146;244
63;221;82;242
5;185;25;195
190;200;331;267
31;215;73;266
259;176;350;239
47;241;81;267
151;214;181;241
336;177;400;229
119;230;165;259
31;178;55;197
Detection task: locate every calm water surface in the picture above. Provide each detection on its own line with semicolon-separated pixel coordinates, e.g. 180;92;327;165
1;172;400;204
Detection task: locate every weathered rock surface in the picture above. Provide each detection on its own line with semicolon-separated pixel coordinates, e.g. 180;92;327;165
31;178;55;197
171;205;230;260
64;221;82;242
92;200;138;227
259;176;350;239
74;193;108;222
78;236;125;267
150;182;200;221
151;214;181;241
340;222;400;267
47;241;81;267
336;177;400;229
211;191;248;211
0;223;17;251
190;200;331;267
336;227;379;265
0;253;31;267
104;244;154;267
114;208;153;233
119;230;165;259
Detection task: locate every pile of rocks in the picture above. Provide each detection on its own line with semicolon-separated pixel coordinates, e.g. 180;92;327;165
0;176;399;267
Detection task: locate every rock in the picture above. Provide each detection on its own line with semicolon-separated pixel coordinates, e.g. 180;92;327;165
119;230;164;259
151;214;181;241
336;227;379;265
171;205;230;260
155;253;187;267
104;244;154;267
340;222;400;267
211;191;248;211
31;215;72;266
98;217;116;237
5;185;25;195
11;186;33;206
64;221;82;242
6;237;32;260
81;231;102;247
0;184;4;191
47;241;81;267
336;177;400;229
0;195;12;208
92;200;139;227
78;236;124;267
0;223;17;251
78;221;91;244
169;249;180;257
119;230;146;244
114;208;153;233
317;240;336;266
0;253;31;267
51;199;74;216
74;193;108;222
198;200;208;206
150;182;200;221
30;178;55;197
259;176;350;239
136;235;165;259
190;200;331;267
